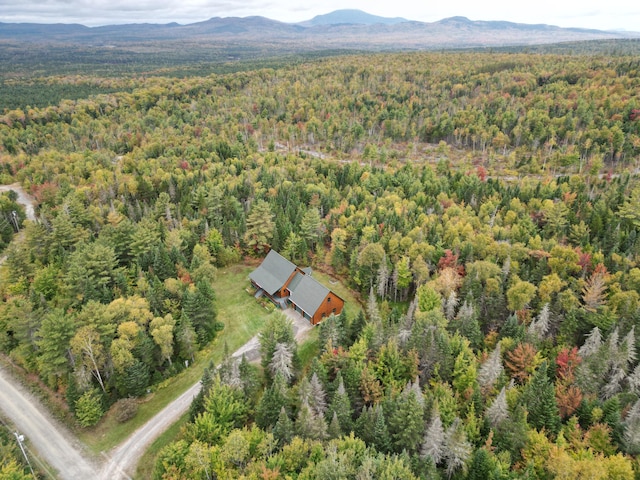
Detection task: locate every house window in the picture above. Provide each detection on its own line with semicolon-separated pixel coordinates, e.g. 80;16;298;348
327;297;331;302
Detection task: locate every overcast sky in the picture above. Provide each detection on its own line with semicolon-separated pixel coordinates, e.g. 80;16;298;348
0;0;637;32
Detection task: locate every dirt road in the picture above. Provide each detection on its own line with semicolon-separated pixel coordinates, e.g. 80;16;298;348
0;368;99;479
0;184;99;479
0;182;315;479
101;309;312;479
0;183;36;221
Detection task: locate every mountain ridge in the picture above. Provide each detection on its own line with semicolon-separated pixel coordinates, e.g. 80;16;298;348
0;9;637;50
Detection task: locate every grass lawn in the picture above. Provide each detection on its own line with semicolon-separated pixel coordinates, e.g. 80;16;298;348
312;270;362;320
79;263;270;453
78;261;361;475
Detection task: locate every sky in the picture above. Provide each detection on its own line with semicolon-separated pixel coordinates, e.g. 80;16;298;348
0;0;638;32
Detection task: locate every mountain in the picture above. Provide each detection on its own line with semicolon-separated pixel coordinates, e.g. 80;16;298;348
0;10;637;51
300;9;408;26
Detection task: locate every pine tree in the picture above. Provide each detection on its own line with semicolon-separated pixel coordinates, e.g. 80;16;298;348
485;387;509;428
521;361;560;434
309;372;327;417
244;199;274;254
373;404;392;453
421;410;444;464
255;373;289;429
269;342;294;381
443;417;472;479
273;406;294;446
328;411;342;439
478;344;503;390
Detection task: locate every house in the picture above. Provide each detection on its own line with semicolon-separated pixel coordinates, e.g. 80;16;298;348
249;250;344;325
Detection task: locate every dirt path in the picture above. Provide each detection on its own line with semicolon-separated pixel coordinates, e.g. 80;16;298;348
0;184;99;479
0;183;36;221
0;182;316;479
0;367;99;479
101;309;313;480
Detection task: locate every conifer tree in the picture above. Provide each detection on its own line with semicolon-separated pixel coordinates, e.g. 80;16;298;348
328;411;342;439
269;342;294;382
478;344;503;390
273;406;294;446
373;404;391;453
485;387;509;428
623;399;640;454
189;361;215;421
443;417;472;479
355;405;376;444
295;401;327;440
521;361;560;434
421;410;444;464
255;373;289;429
388;388;425;453
328;374;353;433
309;372;327;417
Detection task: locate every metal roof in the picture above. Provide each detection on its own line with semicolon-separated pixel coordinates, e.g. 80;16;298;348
289;274;330;317
249;250;296;295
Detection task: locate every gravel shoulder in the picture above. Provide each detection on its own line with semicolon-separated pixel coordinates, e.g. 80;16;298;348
102;308;313;479
0;182;316;479
0;367;99;479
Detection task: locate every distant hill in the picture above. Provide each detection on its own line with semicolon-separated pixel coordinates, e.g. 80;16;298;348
0;9;637;51
300;9;408;26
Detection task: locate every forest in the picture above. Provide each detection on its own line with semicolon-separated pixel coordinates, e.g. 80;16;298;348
0;47;640;478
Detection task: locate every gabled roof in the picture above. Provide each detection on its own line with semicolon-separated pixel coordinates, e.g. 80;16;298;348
289;274;330;317
287;271;305;293
249;250;296;295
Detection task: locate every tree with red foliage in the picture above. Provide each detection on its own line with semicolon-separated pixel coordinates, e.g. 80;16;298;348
556;346;582;384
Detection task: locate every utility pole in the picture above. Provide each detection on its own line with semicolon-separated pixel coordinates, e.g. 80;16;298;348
13;431;36;479
10;210;19;232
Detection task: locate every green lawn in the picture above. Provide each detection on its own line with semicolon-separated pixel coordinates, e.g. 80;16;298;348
312;269;362;320
78;262;361;470
79;264;269;453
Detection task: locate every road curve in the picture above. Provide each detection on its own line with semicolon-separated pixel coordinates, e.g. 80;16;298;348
0;183;315;479
0;183;36;222
1;183;100;479
101;311;312;479
0;368;99;479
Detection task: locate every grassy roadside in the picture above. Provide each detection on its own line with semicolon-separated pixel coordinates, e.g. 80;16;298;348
78;263;269;453
134;411;190;480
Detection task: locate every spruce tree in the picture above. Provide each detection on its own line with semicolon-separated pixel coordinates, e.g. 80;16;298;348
388;389;425;454
328;374;354;434
421;410;444;464
521;361;560;435
255;373;289;429
443;417;472;479
373;404;391;453
273;406;294;446
328;411;342;439
309;372;327;417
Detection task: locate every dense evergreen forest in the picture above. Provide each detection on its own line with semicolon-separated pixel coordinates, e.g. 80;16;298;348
1;49;640;478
